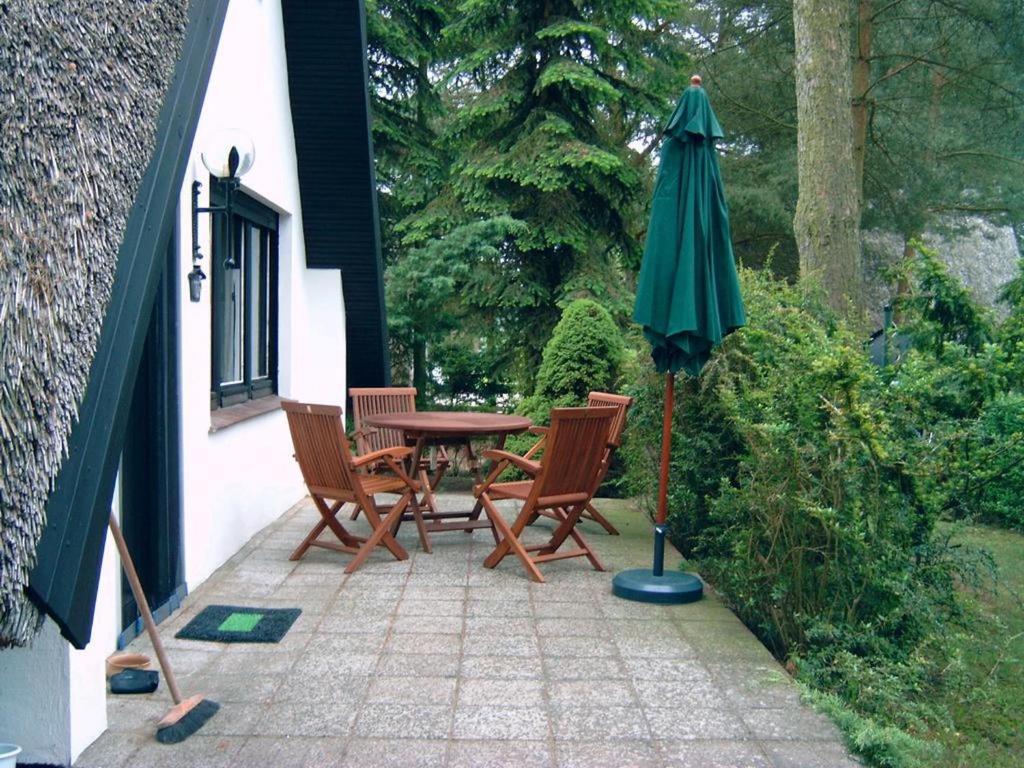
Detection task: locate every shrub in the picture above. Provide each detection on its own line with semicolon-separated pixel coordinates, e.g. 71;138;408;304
622;267;977;762
520;298;626;421
503;298;626;483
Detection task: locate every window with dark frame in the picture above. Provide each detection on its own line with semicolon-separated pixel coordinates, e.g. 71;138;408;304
210;183;279;410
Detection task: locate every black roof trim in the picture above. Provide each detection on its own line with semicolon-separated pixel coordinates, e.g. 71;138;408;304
280;0;390;387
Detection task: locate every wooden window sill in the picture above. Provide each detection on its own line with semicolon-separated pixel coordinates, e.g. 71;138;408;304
210;395;282;433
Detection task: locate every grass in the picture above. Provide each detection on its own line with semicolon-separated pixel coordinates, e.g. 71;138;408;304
923;524;1024;767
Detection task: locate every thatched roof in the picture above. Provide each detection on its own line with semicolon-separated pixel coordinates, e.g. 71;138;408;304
0;1;190;648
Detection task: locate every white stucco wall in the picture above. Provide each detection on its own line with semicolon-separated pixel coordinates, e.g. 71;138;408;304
177;0;347;587
0;620;70;764
68;525;119;759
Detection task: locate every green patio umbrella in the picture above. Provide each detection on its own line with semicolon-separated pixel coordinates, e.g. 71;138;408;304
614;75;745;604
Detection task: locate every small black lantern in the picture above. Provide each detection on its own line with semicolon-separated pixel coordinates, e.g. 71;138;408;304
189;130;255;302
187;264;206;303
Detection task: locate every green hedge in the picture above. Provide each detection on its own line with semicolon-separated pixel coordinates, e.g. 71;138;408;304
621;265;999;764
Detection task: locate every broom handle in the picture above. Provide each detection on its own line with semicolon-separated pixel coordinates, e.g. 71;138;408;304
108;513;184;705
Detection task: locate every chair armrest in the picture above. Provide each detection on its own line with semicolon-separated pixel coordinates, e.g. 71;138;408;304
352;446;413;468
481;449;540;476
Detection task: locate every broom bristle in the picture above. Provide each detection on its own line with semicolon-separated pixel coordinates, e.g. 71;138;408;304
155;697;220;744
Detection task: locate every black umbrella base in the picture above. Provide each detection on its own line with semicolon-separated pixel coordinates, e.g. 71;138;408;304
612;569;704;604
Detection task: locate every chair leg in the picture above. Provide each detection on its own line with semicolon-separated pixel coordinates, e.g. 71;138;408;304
481;497;544;582
289;519;327;561
406;491;432;554
582;502;620;535
371;495;413;560
345;498;410;574
545;504;604;571
292;499;357;561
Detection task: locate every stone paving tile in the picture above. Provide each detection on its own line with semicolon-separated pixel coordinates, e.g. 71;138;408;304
762;740;864;768
254;697;359;737
392;614;465;634
547;679;639;708
82;494;858;768
395;598;465;616
542;654;628;681
614;634;698;659
644;707;750;741
460;654;545;679
353;704;453;739
403;585;467;601
74;731;147;768
178;672;285;704
232;736;313;768
550;705;652;741
632;677;725;710
386;631;462;655
318;613;392;634
465;597;532;616
301;738;349;767
339;738;448;767
463;632;539;657
658;739;773;768
540;634;618;658
533;600;605;618
536;617;611;637
452;705;550;740
377;652;461;678
365;675;458;705
104;697;177;732
465;615;534;635
706;661;805;710
603;618;686;640
129;735;245;767
555;740;662;768
447;739;553;768
207;648;302;675
623;657;711;682
741;708;843;741
293;649;380;676
457;678;545;706
274;673;370;705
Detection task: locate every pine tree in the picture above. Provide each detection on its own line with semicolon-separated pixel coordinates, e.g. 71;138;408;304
406;0;688;389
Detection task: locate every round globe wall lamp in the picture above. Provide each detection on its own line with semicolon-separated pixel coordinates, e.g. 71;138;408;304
189;130;256;302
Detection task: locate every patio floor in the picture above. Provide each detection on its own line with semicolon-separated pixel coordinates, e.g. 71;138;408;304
75;494;860;768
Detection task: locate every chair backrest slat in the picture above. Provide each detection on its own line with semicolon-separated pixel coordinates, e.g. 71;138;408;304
586;391;633;448
535;406;617;499
283;401;357;495
350;387;417;454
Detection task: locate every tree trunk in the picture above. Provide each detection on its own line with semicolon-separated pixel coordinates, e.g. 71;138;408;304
793;0;864;315
852;0;873;206
412;339;427;406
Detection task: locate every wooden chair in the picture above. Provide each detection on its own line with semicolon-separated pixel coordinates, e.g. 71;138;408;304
349;387;450;516
474;406;618;582
524;391;633;534
282;400;429;573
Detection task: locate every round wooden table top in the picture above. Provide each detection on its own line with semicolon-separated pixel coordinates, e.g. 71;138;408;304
363;411;532;437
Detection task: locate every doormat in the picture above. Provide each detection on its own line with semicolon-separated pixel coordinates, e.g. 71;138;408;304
175;605;301;643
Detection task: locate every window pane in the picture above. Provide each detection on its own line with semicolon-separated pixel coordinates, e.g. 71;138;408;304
216;218;245;387
247;225;270;379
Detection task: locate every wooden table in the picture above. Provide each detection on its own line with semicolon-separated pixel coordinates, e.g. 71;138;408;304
362;411;532;551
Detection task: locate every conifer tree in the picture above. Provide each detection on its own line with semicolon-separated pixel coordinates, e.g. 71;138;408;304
406;0;688;388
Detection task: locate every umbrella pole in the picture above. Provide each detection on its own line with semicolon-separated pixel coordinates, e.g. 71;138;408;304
611;370;702;603
653;372;674;576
